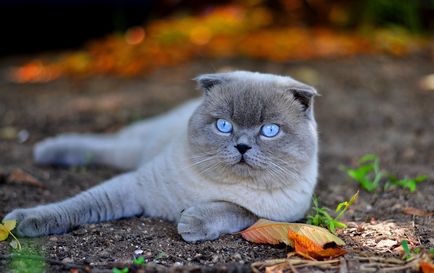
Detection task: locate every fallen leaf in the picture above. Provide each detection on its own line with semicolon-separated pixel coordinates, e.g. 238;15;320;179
287;229;347;260
8;168;46;188
0;220;21;250
241;219;345;247
402;207;434;217
0;220;16;241
376;239;398;249
265;263;286;273
421;261;434;273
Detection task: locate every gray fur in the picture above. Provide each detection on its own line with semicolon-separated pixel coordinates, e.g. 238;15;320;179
4;71;319;242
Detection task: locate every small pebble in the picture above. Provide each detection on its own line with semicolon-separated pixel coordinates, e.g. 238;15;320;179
134;249;144;257
62;257;74;264
17;129;29;143
232;253;242;260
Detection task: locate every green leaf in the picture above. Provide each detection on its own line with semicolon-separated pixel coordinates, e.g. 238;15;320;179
334;222;347;229
133;256;145;265
335;202;347;213
414;176;427;183
348;191;359;206
112;267;129;273
359;154;378;163
328;221;336;234
401;240;412;260
407;181;416;192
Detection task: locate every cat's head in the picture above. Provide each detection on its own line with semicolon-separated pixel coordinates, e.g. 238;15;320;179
188;71;318;190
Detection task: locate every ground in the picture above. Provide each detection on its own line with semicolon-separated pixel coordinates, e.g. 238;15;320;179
0;55;433;273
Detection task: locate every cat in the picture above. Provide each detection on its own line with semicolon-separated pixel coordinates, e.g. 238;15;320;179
3;71;319;242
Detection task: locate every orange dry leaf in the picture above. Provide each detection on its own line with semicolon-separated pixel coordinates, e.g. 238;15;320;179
421;261;434;273
241;219;345;247
287;229;347;260
8;168;46;188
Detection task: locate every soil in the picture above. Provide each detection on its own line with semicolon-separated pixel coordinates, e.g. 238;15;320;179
0;54;433;273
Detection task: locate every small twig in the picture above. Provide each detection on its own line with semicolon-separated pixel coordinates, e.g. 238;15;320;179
380;261;418;272
288;260;299;273
251;257;341;273
353;255;406;264
339;257;348;273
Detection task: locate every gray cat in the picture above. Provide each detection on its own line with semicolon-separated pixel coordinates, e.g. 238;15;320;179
4;71;318;242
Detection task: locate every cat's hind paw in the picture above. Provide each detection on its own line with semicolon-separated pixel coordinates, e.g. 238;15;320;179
33;135;95;167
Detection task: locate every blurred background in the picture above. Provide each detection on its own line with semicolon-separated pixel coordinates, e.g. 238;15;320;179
1;0;434;82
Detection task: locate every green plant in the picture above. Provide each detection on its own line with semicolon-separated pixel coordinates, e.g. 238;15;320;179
112;267;129;273
400;240;433;262
342;154;383;192
307;191;359;234
8;245;46;273
385;175;427;192
133;256;145;265
401;240;412;260
112;255;147;272
342;154;427;193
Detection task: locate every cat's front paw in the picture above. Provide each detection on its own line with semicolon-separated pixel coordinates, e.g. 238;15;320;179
3;207;67;237
177;207;219;242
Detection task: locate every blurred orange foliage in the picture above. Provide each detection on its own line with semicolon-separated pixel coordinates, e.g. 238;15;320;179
9;4;429;83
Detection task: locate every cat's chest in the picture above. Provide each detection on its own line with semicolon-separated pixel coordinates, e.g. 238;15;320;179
185;178;310;221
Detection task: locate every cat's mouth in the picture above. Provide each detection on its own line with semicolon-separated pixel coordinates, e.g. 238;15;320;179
236;156;251;167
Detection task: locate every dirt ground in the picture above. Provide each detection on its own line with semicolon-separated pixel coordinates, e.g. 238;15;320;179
0;55;433;273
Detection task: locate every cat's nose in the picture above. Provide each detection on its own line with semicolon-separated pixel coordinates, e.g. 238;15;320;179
235;144;251;154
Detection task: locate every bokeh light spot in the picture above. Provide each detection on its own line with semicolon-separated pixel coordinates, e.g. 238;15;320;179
125;26;145;45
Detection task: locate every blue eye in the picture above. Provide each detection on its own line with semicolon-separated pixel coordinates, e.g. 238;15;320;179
261;123;280;138
216;119;233;133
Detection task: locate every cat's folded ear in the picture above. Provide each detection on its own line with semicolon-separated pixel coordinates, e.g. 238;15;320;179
287;83;318;111
194;74;227;92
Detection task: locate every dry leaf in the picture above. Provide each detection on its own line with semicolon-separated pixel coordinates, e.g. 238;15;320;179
241;219;345;247
287;229;347;260
402;207;434;217
265;264;282;273
421;261;434;273
8;168;46;188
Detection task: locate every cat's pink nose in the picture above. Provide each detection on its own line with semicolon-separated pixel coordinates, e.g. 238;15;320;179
235;144;251;154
